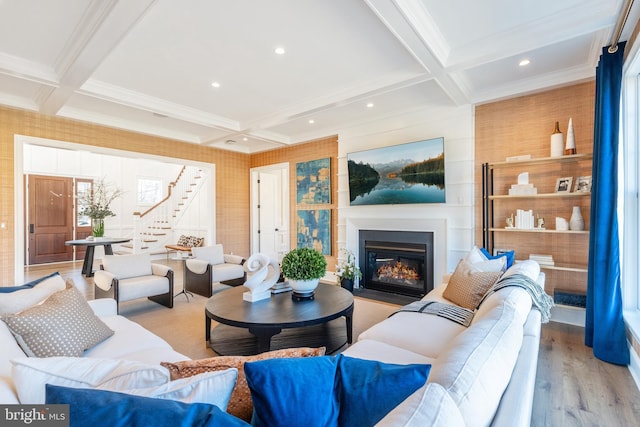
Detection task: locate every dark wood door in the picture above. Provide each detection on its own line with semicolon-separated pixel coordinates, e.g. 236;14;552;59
27;175;74;264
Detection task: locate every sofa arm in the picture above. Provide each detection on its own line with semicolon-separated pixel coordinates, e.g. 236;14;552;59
94;270;115;291
224;254;245;265
152;263;171;277
88;299;118;317
186;258;209;274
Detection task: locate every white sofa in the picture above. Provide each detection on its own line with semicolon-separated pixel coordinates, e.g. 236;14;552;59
0;297;188;404
343;259;546;427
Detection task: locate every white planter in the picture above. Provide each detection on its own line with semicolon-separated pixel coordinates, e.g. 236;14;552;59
287;278;319;298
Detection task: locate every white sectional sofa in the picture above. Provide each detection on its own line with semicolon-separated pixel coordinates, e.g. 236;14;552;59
344;259;546;427
1;254;547;426
0;297;188;404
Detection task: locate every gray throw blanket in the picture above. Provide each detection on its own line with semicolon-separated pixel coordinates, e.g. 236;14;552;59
482;273;554;323
391;300;475;327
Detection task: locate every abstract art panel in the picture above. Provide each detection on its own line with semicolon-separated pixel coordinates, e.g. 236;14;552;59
296;209;331;255
296;158;331;205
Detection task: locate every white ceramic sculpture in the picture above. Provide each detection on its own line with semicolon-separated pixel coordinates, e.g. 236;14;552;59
242;253;280;302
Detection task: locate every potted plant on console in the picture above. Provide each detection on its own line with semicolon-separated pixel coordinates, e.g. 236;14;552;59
281;247;327;300
336;248;362;292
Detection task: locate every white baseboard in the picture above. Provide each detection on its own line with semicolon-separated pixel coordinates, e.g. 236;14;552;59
550;304;585;326
629;340;640;392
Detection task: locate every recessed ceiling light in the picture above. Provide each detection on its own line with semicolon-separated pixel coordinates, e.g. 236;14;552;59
211;81;221;88
243;137;248;142
308;119;315;124
274;47;286;55
519;59;530;67
366;102;374;108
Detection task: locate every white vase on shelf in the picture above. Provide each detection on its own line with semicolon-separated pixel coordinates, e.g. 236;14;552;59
569;206;585;231
550;121;564;157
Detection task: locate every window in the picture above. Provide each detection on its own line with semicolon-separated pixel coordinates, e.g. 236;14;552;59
622;50;640;312
76;180;92;227
137;178;163;205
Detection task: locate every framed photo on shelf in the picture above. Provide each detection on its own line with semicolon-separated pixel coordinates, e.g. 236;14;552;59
555;176;573;193
574;175;592;193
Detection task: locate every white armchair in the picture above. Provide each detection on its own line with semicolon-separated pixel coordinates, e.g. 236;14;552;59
94;253;174;313
185;245;246;297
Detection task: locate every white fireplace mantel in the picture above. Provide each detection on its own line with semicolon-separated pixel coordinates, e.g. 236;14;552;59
346;218;447;286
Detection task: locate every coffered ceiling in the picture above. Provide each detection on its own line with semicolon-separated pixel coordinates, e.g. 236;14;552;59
0;0;637;153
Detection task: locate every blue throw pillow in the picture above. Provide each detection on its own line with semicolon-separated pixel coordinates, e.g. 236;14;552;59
337;355;431;427
0;272;61;293
244;356;340;427
480;247;515;268
45;384;249;427
244;355;431;427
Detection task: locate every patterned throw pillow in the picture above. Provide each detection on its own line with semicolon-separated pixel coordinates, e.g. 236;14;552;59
161;347;326;421
2;281;114;357
177;235;190;246
186;236;204;248
443;260;502;309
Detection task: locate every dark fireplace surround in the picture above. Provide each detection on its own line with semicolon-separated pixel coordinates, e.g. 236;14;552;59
358;230;434;298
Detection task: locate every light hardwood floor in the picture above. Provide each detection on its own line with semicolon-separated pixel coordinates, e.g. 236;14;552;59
22;260;640;426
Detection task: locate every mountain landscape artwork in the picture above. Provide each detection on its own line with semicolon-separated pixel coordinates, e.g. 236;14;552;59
347;137;445;205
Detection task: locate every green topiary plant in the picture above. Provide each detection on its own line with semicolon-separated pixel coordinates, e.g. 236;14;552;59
281;248;327;281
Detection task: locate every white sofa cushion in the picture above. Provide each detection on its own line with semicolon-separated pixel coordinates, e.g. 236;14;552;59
376;382;465;427
343;339;434;365
12;357;170;404
117;276;170;302
102;253;153;279
85;315;188;364
192;245;225;265
210;263;246;283
0;272;66;315
428;302;524;427
501;259;540;282
126;369;238;410
357;312;465;359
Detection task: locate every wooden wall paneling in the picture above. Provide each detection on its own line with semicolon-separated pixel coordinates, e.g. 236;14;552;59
0;106;250;284
475;81;595;298
250;136;339;270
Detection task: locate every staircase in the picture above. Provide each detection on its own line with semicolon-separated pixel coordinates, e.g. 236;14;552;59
122;166;205;254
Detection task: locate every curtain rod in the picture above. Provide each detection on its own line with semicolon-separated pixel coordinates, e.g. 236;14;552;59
609;0;635;53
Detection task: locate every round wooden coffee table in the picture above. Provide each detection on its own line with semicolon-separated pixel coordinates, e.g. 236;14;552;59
205;283;354;356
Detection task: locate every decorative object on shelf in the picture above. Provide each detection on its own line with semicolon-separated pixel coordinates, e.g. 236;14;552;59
536;214;545;229
242;253;280;302
564;117;577;155
569;206;585;231
554;176;573;193
574;175;592;193
508;172;538;195
506;215;514;228
556;217;569;231
550;121;564;157
78;178;123;237
336;249;362;293
512;209;542;229
281;247;327;300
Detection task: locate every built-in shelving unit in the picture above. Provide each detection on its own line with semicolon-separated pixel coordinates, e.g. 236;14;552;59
482;153;592;298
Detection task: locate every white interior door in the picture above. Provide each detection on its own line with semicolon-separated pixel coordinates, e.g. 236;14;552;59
250;164;289;262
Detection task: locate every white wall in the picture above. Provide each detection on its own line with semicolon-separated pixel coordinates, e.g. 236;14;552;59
337;104;475;279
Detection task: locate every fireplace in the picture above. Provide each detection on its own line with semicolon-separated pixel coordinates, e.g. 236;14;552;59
359;230;434;298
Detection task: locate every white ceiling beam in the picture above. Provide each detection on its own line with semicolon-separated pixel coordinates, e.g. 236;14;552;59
39;0;158;115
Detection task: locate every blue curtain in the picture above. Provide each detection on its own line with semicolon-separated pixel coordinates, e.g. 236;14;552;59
585;42;629;365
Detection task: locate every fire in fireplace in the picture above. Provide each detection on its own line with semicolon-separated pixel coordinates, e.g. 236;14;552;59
359;230;434;298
